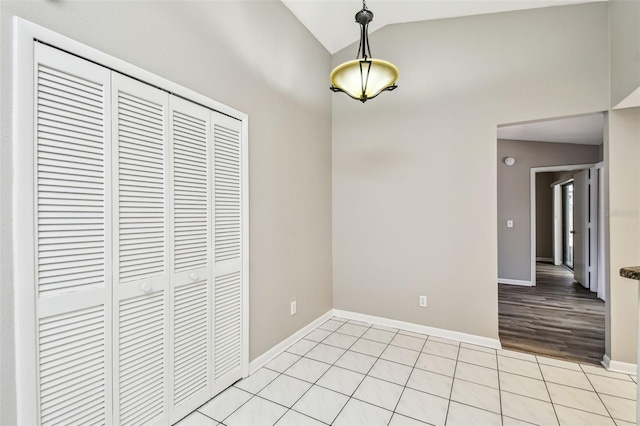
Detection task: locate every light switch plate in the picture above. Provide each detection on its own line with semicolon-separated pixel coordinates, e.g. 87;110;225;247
507;220;514;228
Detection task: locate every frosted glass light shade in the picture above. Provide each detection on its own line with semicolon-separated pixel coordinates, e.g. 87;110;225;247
330;58;398;102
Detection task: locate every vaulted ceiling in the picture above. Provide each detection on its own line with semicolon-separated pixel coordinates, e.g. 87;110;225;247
282;0;606;54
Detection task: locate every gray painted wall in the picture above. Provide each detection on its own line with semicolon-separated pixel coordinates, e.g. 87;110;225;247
498;140;600;282
536;173;555;260
0;1;333;422
606;0;640;365
610;0;640;106
605;108;640;364
332;3;609;340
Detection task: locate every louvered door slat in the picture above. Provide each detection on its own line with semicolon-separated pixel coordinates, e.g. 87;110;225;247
169;97;213;422
117;86;166;282
117;292;165;426
212;111;244;392
39;306;107;426
37;61;106;298
33;44;112;426
173;281;208;407
213;121;241;264
173;109;209;273
112;73;169;426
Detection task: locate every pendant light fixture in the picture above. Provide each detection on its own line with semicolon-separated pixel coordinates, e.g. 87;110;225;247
330;0;399;103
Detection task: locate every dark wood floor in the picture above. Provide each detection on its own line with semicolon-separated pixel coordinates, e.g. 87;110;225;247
498;262;605;365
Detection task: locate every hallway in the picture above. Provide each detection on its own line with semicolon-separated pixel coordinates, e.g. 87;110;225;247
498;262;605;365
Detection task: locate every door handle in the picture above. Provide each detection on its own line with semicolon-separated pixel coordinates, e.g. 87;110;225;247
140;282;152;292
190;272;200;281
570;230;576;234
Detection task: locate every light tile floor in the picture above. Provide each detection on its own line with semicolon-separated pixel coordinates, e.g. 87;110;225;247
177;317;637;426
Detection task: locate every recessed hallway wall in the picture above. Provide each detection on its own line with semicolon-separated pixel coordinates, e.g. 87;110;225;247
497;139;601;283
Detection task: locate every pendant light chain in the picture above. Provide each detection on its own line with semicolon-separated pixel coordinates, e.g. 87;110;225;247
356;0;373;60
362;0;372;59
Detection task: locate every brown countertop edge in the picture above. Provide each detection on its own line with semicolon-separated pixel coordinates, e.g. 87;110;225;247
620;266;640;280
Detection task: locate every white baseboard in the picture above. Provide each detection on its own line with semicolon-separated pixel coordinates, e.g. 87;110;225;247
249;310;333;374
601;354;637;375
333;309;502;350
536;257;553;263
498;278;533;286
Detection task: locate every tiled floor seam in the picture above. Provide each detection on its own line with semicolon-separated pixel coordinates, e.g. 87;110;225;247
282;347;438;390
196;376;256;424
385;333;429;426
331;323;403;425
551;401;622;420
534;352;562;426
442;334;463;426
263;336;350;424
497;351;504;426
228;317;365;425
285;319;378;425
580;363;619;421
284;321;380;424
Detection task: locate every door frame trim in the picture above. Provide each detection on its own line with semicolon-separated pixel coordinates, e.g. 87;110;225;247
530;164;595;286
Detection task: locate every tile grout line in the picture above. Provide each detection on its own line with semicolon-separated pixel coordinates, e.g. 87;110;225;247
441;335;463;426
283;319;373;425
491;356;630;396
579;362;618;422
497;351;504;426
534;355;562;426
212;317;343;426
285;318;380;425
490;359;633;422
330;321;404;425
385;333;430;426
274;328;436;393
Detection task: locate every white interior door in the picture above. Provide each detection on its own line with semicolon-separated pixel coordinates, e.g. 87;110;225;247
169;96;214;422
112;73;170;426
553;185;563;265
33;43;113;425
589;166;599;293
212;112;245;393
597;166;606;301
573;169;589;288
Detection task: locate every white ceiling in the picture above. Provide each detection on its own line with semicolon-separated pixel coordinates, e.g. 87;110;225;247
281;0;605;54
497;114;604;145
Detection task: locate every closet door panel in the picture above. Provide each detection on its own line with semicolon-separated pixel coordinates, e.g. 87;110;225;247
112;73;170;426
212;112;244;391
169;97;213;422
34;43;113;426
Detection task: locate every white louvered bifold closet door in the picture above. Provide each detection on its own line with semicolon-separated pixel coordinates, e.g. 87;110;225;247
211;112;244;393
112;74;170;426
34;43;113;426
25;39;247;426
169;97;213;422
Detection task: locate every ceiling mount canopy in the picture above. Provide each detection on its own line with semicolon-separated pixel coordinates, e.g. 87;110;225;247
330;0;398;103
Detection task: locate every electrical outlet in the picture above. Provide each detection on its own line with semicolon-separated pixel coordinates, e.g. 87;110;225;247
290;301;297;315
419;295;427;307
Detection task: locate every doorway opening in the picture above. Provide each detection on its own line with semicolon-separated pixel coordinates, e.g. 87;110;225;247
497;112;606;364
